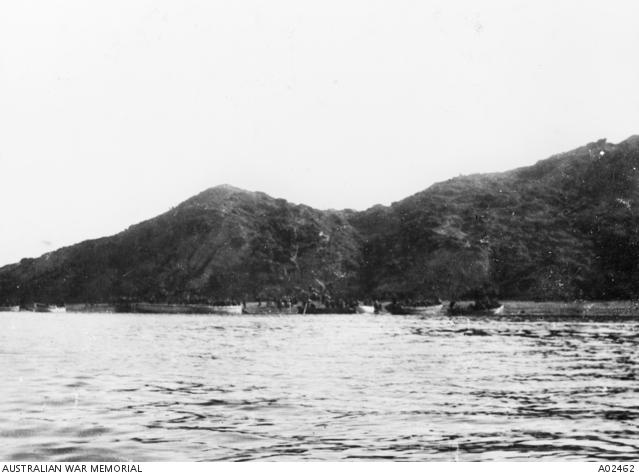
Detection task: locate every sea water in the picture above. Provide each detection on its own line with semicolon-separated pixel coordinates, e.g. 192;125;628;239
0;313;637;461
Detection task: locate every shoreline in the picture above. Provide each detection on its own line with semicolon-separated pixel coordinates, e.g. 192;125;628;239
3;300;639;318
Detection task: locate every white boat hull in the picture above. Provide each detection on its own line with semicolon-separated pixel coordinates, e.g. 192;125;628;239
131;303;244;315
401;304;444;316
66;303;117;313
132;303;194;314
0;306;20;312
356;305;375;314
209;305;243;315
33;304;66;313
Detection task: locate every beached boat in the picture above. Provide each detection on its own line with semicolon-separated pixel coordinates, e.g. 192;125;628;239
66;303;117;313
447;301;503;317
401;304;444;316
186;304;244;315
298;300;355;314
300;307;355;314
131;303;198;314
242;302;298;315
208;304;243;315
355;304;375;314
499;301;639;319
128;303;244;315
33;303;66;313
390;304;444;316
0;305;20;312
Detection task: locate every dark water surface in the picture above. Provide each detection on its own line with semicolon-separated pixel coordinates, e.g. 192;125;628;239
0;313;637;461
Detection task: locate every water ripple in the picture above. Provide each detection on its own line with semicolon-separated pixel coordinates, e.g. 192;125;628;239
0;313;637;461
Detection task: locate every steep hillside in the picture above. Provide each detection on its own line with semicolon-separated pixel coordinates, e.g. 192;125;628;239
356;136;639;300
0;185;362;304
2;136;639;304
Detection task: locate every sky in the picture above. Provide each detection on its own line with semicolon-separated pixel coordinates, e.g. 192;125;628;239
1;0;639;266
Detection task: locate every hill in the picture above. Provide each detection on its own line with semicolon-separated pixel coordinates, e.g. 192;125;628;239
2;136;639;304
356;135;639;300
0;185;362;304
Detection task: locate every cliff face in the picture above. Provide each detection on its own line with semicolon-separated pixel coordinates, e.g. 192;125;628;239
2;136;639;304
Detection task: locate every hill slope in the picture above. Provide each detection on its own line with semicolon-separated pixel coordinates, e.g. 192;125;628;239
2;136;639;304
356;136;639;300
0;185;362;304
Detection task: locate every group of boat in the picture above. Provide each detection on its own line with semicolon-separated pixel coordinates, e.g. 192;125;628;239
0;302;244;315
0;305;20;312
0;299;504;316
0;303;66;313
6;300;639;319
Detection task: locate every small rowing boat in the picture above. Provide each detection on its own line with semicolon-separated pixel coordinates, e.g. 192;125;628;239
200;304;243;315
391;304;444;316
66;303;117;313
129;303;244;315
355;304;375;314
33;303;66;313
0;305;20;312
447;301;503;317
